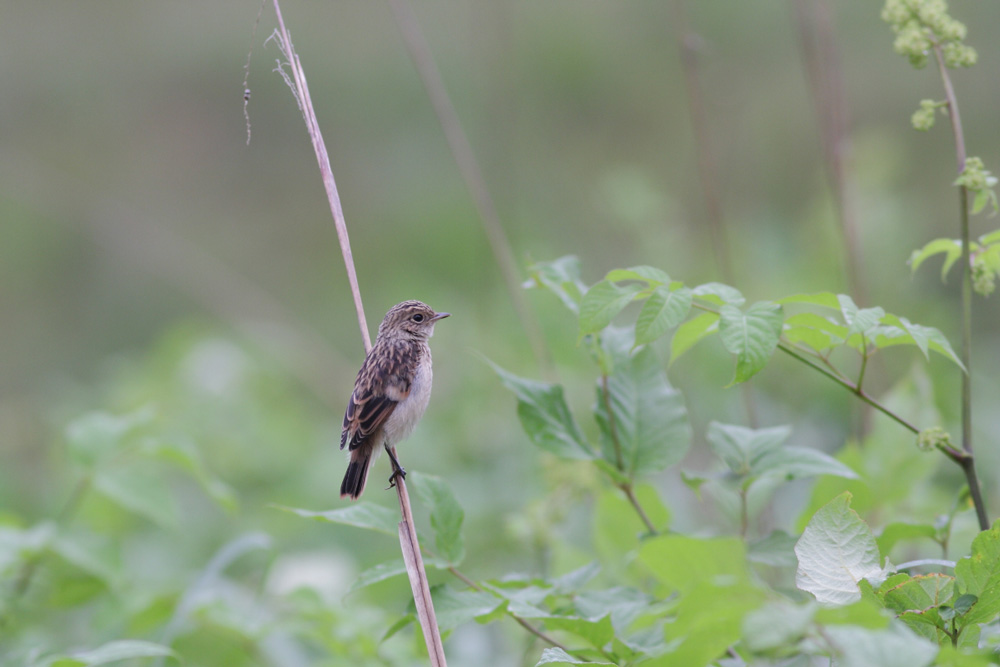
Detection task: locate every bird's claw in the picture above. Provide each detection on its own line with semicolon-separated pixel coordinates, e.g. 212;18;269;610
386;466;407;490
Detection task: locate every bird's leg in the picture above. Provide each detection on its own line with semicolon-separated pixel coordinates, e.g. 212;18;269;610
385;443;407;489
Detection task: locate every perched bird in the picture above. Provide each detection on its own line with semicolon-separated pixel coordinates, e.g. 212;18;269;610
340;300;450;500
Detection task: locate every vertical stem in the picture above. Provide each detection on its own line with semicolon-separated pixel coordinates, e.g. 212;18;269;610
386;0;553;379
268;3;448;660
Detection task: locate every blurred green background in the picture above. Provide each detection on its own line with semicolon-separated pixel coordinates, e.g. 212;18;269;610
2;1;999;665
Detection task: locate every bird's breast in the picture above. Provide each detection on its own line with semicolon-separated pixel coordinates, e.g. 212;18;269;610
384;351;433;445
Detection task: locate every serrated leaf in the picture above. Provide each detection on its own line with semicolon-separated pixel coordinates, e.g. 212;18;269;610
874;315;965;370
605;265;671;285
527;256;587;313
408;472;464;565
634;286;692;346
278;503;399;536
718;302;784;384
706;422;790;476
795;492;887;606
910;238;963;281
535;648;614;666
431;585;504;631
838;295;884;337
579;280;643;335
783;312;847;352
692;282;745;306
669;311;719;364
491;363;593;460
594;344;691;478
752;446;859;484
955;520;1000;625
881;573;954;620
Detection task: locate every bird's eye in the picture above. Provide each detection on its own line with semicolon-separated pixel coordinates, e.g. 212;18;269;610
412;313;425;322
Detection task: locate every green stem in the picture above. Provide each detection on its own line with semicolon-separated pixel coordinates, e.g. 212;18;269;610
776;343;919;434
931;42;988;531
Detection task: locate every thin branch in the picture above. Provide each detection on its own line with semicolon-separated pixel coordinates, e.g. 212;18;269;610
267;3;446;661
446;566;573;654
385;0;553;379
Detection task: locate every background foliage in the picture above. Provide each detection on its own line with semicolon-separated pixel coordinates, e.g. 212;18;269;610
2;1;1000;665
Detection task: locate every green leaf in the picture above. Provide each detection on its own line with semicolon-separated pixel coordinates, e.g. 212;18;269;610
718;302;784;384
491;363;593;460
39;640;176;667
64;408;154;468
795;492;887;605
532;613;615;650
748;530;800;567
692;282;745;306
278;503;399;536
874;315;965;370
594;345;691;478
593;485;670;566
752;446;859;485
431;585;504;631
93;465;176;528
526;256;587;313
639;534;749;595
706;422;790;476
782;312;847;352
140;438;238;514
823;623;937;667
408;472;465;565
574;587;653;631
535;648;614;666
634;285;692;346
742;600;815;652
348;556;449;594
955;520;1000;625
877;522;938;556
909;238;962;281
654;577;764;667
579;280;643;335
881;573;954;625
775;292;841;308
605;265;671;285
669;311;719;364
838;294;884;337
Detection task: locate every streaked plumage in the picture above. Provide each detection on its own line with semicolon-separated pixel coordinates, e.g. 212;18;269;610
340;300;449;500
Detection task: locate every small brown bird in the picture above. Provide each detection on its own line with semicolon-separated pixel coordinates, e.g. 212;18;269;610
340;300;450;500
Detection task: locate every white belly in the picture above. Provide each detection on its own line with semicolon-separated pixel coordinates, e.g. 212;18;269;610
383;357;433;446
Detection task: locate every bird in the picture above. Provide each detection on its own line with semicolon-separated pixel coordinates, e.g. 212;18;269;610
340;300;450;500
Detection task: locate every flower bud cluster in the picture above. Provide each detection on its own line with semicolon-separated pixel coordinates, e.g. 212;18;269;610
881;0;976;69
916;426;951;452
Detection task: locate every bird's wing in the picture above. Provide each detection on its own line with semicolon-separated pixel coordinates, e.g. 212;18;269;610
340;342;414;451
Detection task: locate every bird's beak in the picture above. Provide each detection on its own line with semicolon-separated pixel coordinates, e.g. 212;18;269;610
432;312;451;321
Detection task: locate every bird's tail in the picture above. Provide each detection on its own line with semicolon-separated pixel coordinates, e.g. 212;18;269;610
340;449;372;500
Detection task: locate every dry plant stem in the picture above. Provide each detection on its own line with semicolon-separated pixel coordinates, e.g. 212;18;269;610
930;43;988;531
386;0;553;379
392;448;447;666
269;2;446;660
271;0;370;352
671;0;759;429
791;0;866;304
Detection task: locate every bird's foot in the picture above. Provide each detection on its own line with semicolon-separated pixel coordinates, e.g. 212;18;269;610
386;466;407;490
